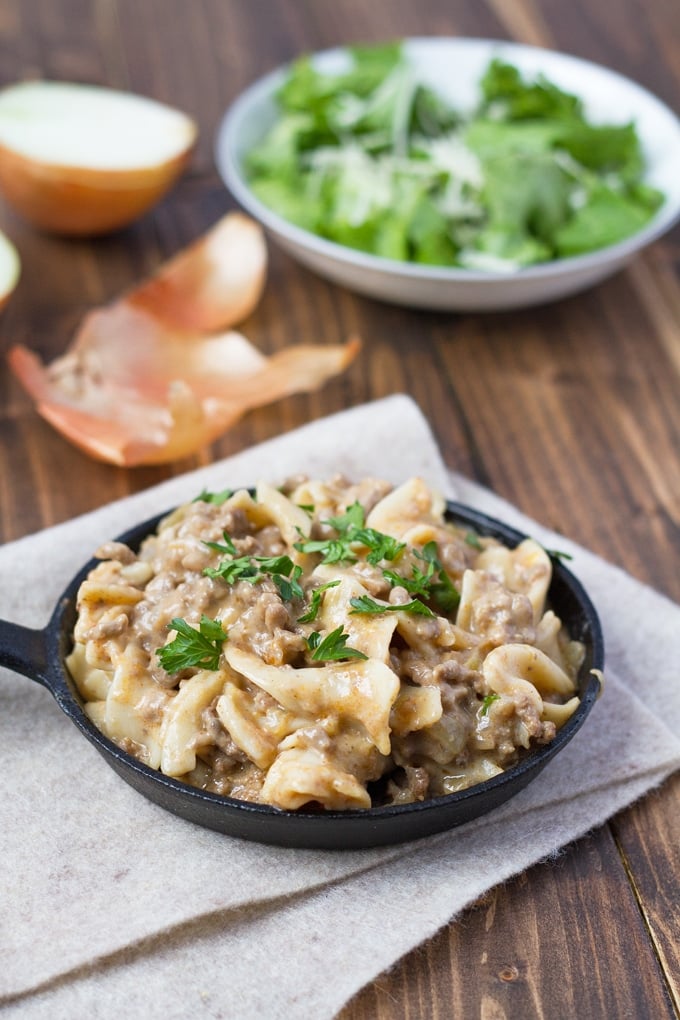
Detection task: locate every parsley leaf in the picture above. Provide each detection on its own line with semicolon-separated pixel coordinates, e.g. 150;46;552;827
271;564;304;601
157;615;227;673
193;488;232;505
204;532;239;556
307;626;368;662
351;527;406;565
349;594;435;617
294;502;404;566
294;536;358;564
480;692;501;716
294;502;366;564
544;547;573;562
414;541;460;614
383;561;435;598
204;555;259;584
465;531;484;551
205;548;304;600
325;501;366;533
254;554;297;575
298;580;341;623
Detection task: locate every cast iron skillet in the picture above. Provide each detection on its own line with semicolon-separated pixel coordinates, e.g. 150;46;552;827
0;501;603;850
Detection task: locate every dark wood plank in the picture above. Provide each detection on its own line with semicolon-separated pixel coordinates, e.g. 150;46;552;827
610;773;680;1012
342;829;678;1020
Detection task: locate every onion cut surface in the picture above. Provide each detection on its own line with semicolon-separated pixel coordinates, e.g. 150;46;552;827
8;213;360;465
0;229;20;309
0;81;198;235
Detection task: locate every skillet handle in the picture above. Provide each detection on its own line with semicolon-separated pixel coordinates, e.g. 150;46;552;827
0;618;49;687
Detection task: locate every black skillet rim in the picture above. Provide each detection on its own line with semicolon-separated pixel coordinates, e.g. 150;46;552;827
45;500;604;846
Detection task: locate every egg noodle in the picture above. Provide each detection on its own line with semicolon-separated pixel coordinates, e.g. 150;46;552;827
68;477;583;811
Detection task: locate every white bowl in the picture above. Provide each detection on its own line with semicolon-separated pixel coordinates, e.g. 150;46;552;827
215;37;680;311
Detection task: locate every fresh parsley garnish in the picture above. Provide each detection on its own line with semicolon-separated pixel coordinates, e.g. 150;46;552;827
193;488;232;505
351;528;406;565
294;536;358;564
204;532;239;556
270;562;304;601
204;554;260;584
325;502;365;533
382;545;459;615
480;693;501;716
414;541;460;614
254;554;297;575
294;501;405;566
204;544;304;600
298;580;341;623
382;561;434;597
157;615;227;673
544;547;573;561
465;531;484;551
306;626;368;662
349;595;435;618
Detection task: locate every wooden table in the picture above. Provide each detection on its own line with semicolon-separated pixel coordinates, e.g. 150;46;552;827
1;1;679;1016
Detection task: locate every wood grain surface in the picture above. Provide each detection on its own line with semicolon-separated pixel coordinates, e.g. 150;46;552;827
1;1;678;1016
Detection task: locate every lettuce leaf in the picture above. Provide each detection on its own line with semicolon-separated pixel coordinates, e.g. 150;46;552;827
554;186;656;255
245;46;664;269
480;57;583;121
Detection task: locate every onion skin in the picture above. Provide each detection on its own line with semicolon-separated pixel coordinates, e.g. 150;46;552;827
6;209;360;465
8;334;361;466
128;213;267;331
0;139;196;236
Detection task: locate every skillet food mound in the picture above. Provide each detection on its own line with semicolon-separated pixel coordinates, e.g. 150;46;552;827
68;477;584;811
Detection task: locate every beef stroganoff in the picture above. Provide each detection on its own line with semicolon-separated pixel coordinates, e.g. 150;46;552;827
67;477;584;811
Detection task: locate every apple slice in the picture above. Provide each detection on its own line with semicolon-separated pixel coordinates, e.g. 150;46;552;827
0;81;197;236
0;228;20;309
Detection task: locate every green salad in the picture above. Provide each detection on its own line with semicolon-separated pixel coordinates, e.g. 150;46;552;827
244;42;664;271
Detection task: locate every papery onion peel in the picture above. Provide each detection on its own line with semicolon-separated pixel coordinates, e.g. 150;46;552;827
8;212;360;466
127;212;266;331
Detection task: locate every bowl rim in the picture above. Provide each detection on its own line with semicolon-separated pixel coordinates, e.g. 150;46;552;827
215;35;680;285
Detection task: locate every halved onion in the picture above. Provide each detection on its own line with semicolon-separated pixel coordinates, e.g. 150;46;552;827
0;228;20;309
8;212;360;465
0;81;197;235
